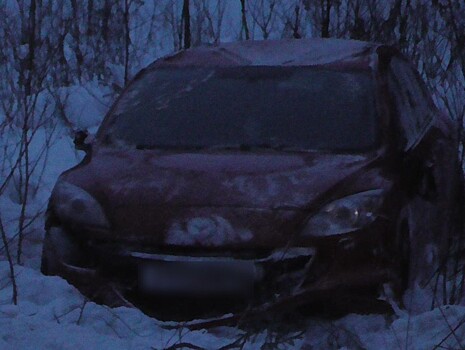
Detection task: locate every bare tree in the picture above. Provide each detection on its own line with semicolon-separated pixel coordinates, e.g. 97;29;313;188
277;0;307;39
162;0;183;51
202;0;227;44
248;0;278;39
0;0;63;269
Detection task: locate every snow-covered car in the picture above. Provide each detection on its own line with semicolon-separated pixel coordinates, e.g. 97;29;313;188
41;38;464;319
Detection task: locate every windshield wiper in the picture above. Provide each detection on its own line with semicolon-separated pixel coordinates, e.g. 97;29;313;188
255;142;308;152
207;143;301;152
135;143;309;152
206;144;252;151
135;144;204;151
256;142;286;150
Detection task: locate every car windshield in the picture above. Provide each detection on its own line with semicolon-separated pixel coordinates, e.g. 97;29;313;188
100;66;379;151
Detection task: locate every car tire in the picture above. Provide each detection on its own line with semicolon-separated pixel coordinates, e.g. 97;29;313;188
41;226;80;276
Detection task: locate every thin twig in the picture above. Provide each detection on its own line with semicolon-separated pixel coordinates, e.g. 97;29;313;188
0;215;17;304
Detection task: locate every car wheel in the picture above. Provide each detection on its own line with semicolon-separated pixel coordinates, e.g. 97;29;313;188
41;226;80;276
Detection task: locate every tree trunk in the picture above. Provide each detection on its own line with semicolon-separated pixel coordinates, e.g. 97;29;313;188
293;5;301;39
124;0;130;86
26;0;37;96
87;0;94;36
321;0;331;38
240;0;250;40
70;0;84;79
182;0;191;49
102;0;112;42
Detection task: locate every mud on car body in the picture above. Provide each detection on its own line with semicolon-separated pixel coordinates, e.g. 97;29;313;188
41;38;464;319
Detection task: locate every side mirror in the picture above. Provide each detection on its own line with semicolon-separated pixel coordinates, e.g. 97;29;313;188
74;129;93;153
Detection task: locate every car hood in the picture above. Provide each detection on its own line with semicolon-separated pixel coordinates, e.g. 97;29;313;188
60;147;387;248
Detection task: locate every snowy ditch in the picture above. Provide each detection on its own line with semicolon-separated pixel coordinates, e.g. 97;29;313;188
1;257;465;349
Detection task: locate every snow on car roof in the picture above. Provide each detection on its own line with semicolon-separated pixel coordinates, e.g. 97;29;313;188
150;38;380;69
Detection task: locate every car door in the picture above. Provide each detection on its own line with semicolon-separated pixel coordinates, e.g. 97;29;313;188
388;56;462;287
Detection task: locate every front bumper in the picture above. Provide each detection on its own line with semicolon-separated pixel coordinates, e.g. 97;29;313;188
44;222;396;314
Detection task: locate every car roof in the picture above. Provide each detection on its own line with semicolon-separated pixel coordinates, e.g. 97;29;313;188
149;38;382;70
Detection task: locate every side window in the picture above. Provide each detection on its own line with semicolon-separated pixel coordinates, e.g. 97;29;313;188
388;57;434;150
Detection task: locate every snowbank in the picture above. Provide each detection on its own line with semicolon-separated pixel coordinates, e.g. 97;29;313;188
1;259;464;349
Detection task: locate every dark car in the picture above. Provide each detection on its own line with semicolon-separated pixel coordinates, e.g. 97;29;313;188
41;38;463;320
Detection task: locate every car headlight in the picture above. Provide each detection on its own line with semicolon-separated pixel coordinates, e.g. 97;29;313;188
51;180;110;229
301;189;384;237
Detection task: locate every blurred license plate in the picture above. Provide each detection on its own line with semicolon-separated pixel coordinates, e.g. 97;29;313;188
139;259;257;296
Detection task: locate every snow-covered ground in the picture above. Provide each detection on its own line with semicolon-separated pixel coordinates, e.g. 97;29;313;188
1;257;465;349
1;85;465;350
0;262;253;350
